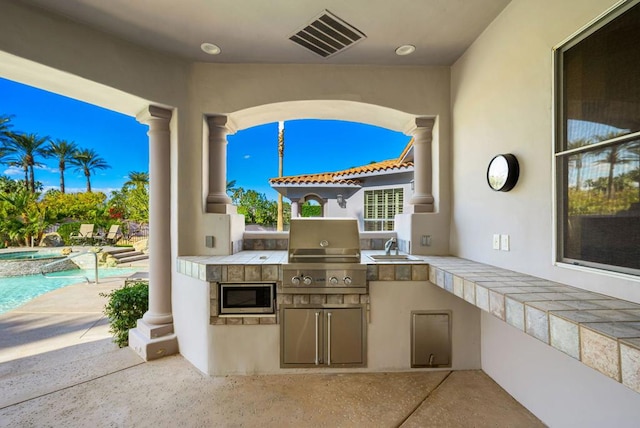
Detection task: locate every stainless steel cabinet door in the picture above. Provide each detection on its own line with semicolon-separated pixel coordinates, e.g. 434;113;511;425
282;308;323;365
325;308;364;365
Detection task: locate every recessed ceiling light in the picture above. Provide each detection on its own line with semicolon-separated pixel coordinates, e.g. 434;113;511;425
395;45;416;56
201;43;221;55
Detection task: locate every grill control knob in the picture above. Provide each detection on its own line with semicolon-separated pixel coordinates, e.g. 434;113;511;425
303;276;313;285
343;276;353;286
291;276;301;286
329;276;339;285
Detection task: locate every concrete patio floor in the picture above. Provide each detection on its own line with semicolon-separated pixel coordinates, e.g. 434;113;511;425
0;273;544;427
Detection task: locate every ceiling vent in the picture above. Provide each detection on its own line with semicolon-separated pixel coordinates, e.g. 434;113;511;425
289;10;366;58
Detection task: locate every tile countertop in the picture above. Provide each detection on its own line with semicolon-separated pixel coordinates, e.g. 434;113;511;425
175;251;640;395
177;250;429;266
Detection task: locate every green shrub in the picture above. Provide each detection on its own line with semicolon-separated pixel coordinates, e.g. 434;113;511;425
100;281;149;347
56;222;80;245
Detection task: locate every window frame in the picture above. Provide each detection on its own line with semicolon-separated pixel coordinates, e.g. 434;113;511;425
554;0;640;277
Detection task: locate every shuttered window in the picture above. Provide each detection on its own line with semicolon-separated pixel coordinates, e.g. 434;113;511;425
364;188;404;231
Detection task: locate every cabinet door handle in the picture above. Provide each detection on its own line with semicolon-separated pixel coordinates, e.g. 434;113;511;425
315;311;320;365
327;311;332;366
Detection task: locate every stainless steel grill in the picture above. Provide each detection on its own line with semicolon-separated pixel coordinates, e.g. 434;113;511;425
282;218;367;294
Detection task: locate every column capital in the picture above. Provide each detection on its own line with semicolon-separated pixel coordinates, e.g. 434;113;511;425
206;115;238;135
402;116;435;136
136;105;172;124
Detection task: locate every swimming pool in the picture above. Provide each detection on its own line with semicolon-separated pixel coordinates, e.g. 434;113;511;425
0;249;76;278
0;267;142;315
0;250;62;261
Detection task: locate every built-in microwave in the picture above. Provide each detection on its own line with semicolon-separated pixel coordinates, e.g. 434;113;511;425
219;283;275;315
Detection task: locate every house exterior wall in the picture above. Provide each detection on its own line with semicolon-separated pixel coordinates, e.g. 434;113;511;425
296;171;414;227
451;0;640;424
345;179;413;230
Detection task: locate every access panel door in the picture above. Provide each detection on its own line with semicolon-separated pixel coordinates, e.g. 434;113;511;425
325;307;365;366
281;308;323;366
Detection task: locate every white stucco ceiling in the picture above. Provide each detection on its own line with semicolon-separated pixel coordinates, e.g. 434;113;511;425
18;0;511;66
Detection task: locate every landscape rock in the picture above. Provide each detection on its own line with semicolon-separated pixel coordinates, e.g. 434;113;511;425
104;255;118;268
39;233;64;247
133;238;149;254
97;252;109;263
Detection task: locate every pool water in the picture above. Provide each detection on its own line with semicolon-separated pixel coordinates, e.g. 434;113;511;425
0;250;61;261
0;267;141;315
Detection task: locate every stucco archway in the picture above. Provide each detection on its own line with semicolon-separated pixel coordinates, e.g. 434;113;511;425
206;100;435;215
298;194;325;218
226;100;419;134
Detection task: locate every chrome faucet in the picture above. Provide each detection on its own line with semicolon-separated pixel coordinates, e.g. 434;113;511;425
384;237;398;255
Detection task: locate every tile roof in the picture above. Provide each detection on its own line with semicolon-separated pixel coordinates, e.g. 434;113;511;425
335;159;413;178
269;173;360;186
269;139;414;186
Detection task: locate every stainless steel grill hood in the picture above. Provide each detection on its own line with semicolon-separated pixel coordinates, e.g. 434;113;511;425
288;218;361;264
282;218;366;294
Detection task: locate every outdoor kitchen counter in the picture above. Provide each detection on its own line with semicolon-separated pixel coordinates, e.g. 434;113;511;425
176;252;640;394
176;251;429;283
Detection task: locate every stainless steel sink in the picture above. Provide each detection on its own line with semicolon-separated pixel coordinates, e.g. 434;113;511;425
367;254;420;262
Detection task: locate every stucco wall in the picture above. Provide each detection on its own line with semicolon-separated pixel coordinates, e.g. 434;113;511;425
368;281;481;371
173;273;211;374
183;64;452;256
450;0;639;303
482;312;640;426
451;0;640;424
201;280;481;375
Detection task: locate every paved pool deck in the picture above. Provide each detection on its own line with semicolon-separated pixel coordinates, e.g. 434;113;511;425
0;265;544;427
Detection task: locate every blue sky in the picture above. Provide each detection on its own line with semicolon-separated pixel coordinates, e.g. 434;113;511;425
0;77;149;195
228;120;411;199
1;77;411;200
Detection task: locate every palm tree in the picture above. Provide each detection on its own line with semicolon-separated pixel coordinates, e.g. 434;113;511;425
8;152;29;190
4;132;50;193
627;142;640;201
595;144;633;199
0;115;11;167
0;114;13;144
567;138;592;191
124;171;149;189
47;139;78;193
69;148;110;192
593;132;634;199
226;179;237;196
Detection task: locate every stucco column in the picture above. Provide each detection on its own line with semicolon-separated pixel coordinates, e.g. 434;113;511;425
291;200;299;218
206;115;233;213
408;117;435;212
129;105;177;361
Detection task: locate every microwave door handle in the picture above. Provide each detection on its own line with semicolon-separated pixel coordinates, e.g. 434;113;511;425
315;311;320;366
327;311;332;366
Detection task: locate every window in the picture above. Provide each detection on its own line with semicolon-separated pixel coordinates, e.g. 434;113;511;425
555;1;640;275
364;188;403;231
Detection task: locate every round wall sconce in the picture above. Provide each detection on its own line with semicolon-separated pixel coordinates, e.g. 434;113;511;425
487;154;519;192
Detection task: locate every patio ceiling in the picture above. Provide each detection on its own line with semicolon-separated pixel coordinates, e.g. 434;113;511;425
18;0;511;66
